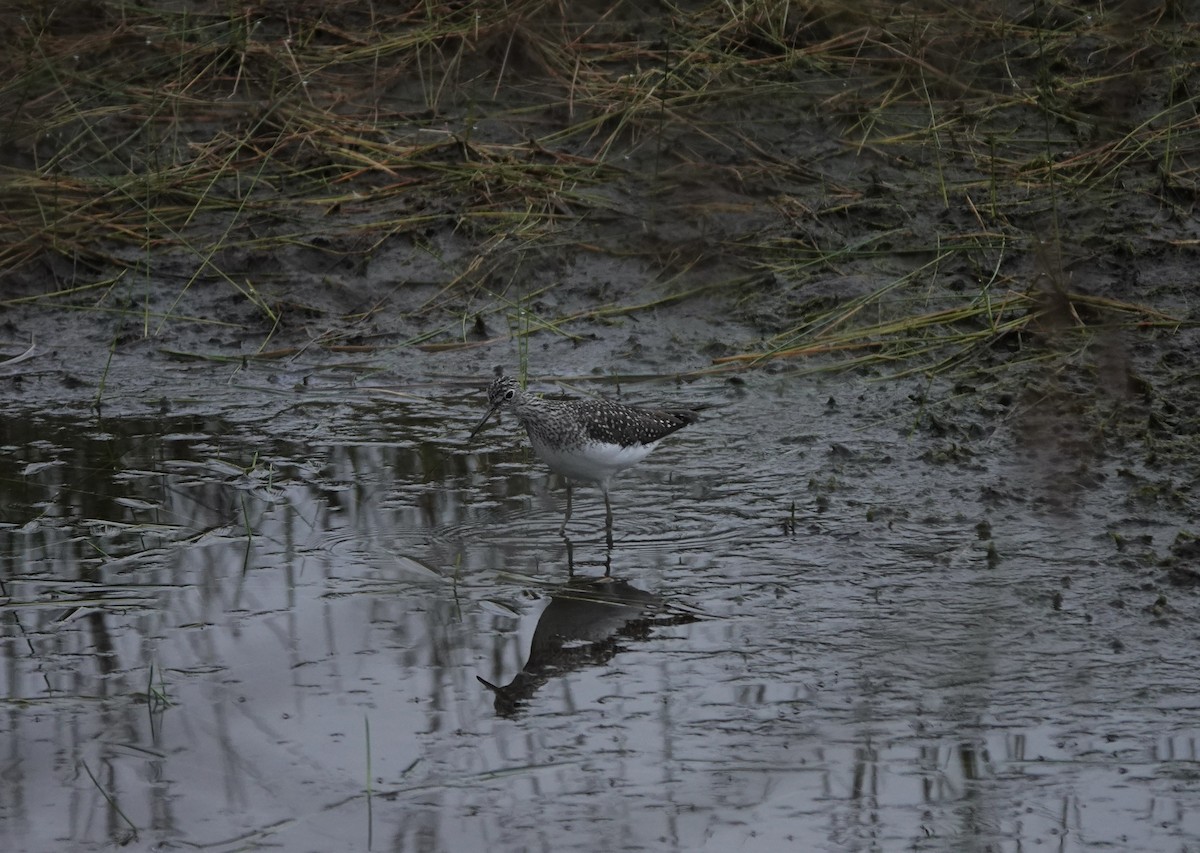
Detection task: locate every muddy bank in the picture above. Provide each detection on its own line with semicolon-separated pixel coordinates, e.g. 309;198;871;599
2;2;1197;422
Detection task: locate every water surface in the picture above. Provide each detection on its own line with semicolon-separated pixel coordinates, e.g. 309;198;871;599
2;374;1197;852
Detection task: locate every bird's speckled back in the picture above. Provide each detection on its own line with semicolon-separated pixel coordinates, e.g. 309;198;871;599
486;374;699;451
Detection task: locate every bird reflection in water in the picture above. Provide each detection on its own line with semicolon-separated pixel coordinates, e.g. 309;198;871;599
477;574;699;717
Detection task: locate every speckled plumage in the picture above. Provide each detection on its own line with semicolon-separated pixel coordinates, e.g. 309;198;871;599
469;374;700;535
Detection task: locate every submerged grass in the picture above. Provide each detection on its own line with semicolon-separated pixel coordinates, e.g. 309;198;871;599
1;0;1196;375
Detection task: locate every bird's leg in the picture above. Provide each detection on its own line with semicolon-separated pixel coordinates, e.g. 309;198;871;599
559;479;573;536
603;488;613;550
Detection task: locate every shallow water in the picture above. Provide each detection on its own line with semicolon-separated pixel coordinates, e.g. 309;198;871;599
2;374;1198;853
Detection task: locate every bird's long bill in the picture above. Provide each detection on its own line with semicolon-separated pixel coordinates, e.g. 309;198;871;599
468;403;501;440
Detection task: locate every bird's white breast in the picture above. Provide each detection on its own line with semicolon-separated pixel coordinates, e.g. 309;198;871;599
531;437;659;487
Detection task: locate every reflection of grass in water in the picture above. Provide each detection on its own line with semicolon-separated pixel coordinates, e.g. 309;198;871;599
0;1;1194;373
80;757;139;842
144;661;172;711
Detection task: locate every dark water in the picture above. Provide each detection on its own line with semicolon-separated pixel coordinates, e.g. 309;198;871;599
1;376;1198;852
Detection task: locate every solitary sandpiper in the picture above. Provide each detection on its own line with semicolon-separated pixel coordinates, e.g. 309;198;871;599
469;373;701;540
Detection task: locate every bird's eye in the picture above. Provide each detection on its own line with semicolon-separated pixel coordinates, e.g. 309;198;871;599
504;389;515;400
